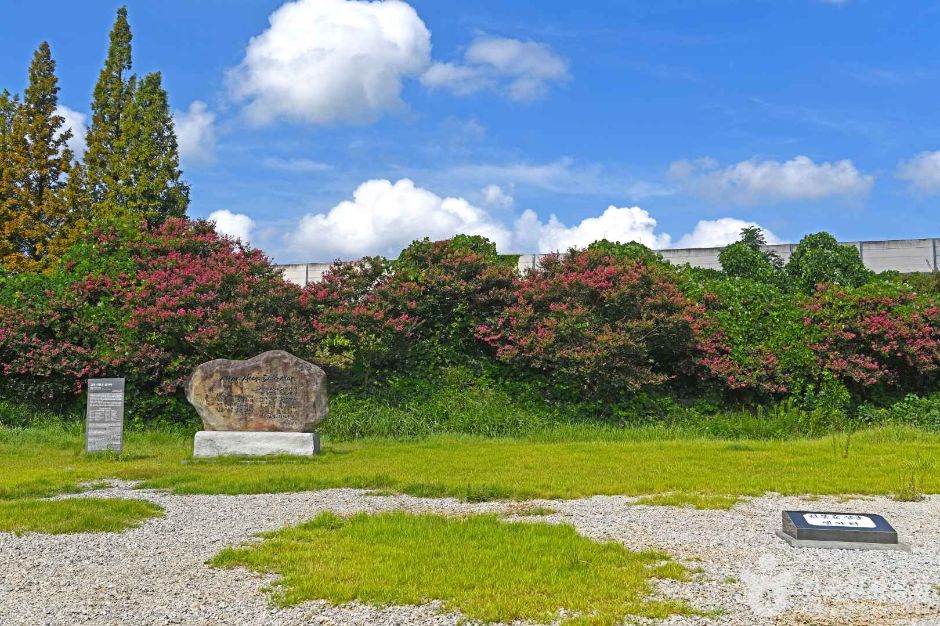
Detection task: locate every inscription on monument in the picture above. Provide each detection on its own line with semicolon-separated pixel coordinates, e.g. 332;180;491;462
185;351;328;432
85;377;125;453
803;513;876;529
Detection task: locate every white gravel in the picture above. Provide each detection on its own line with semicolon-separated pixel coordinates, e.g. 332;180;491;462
0;482;938;625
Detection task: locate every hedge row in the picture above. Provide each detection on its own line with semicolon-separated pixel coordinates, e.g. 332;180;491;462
2;219;938;424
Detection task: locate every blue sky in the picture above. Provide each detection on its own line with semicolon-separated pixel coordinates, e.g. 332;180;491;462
2;0;940;262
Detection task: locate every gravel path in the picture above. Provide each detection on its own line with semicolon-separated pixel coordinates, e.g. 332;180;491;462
1;483;938;625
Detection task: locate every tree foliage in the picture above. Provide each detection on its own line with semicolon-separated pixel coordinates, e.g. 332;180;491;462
83;7;189;225
0;6;190;273
119;72;189;223
0;218;303;422
718;227;787;287
0;43;76;272
787;232;872;294
477;248;703;404
83;6;134;219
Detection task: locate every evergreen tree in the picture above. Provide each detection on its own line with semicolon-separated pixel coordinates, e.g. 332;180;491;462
82;6;189;224
0;43;73;271
119;72;189;223
0;90;18;270
83;6;133;219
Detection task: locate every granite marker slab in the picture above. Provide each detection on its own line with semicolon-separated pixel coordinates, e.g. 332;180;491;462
85;378;125;453
777;510;909;551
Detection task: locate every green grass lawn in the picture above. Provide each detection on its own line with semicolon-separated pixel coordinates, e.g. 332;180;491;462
0;497;163;534
632;493;741;510
212;511;692;626
1;423;938;502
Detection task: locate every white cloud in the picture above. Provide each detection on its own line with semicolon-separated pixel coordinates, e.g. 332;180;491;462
262;157;333;172
288;178;511;259
668;155;873;204
422;36;569;101
174;101;217;164
422;63;486;95
513;205;672;253
481;184;514;209
229;0;431;125
447;158;673;199
674;218;781;249
209;209;255;244
283;179;779;259
55;105;86;155
897;150;940;195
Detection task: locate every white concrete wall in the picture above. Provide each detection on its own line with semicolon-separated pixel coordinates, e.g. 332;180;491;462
653;239;939;275
857;239;936;273
277;238;940;286
278;263;333;286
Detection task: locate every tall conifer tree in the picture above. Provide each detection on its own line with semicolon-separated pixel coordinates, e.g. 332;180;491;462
120;72;189;223
83;6;133;219
0;43;73;271
82;6;189;224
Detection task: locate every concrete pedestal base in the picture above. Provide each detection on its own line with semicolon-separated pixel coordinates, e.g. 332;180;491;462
194;431;320;457
776;531;910;551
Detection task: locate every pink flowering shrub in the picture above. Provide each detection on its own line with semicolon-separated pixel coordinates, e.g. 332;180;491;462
687;276;816;399
7;221;940;425
300;236;516;385
0;218;304;421
477;248;704;403
300;256;418;386
391;236;516;354
804;282;940;397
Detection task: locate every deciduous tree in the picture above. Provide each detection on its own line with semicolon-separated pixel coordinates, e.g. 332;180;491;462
0;43;73;271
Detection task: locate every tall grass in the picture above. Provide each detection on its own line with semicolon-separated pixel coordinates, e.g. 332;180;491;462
6;367;940;442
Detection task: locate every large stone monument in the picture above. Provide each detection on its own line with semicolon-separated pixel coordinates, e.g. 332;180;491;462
186;350;328;457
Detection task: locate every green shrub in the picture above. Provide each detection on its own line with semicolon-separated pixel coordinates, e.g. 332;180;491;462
586;239;666;265
478;247;702;405
391;235;516;356
717;227;788;288
687;275;816;400
859;394;940;430
787;231;873;294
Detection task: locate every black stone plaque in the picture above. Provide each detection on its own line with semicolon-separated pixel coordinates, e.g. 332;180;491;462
85;378;125;453
781;510;898;544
